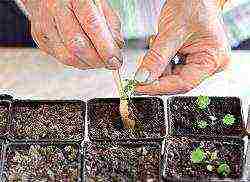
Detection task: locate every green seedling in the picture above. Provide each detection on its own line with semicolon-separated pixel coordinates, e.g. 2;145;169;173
223;114;236;126
196;120;208;129
191;147;205;163
207;164;213;172
196;96;210;110
217;163;231;177
123;79;138;98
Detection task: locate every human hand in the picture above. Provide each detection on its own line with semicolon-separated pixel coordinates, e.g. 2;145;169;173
134;0;230;95
20;0;124;70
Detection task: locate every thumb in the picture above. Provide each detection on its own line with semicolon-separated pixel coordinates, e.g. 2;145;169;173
134;33;192;84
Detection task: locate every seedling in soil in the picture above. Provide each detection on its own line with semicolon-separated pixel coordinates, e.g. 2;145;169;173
223;114;236;126
162;137;245;180
217;163;231;177
2;143;81;181
190;146;232;176
168;97;244;137
196;95;210;110
87;98;165;141
191;147;205;163
113;71;140;129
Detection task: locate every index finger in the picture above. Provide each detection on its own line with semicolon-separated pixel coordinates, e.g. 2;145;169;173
70;0;123;69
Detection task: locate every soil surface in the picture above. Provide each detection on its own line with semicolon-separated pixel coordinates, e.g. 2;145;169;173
87;97;166;141
0;101;10;137
85;141;161;182
161;136;245;181
168;97;244;137
2;143;81;181
10;101;85;141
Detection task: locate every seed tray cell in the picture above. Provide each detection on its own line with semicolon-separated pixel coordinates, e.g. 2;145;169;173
1;142;83;181
161;136;246;181
84;141;161;182
167;96;245;137
9;100;86;141
87;97;166;141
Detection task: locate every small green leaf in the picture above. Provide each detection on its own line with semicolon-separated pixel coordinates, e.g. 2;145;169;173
197;120;208;129
123;79;138;97
217;163;231;177
210;151;218;160
191;147;205;163
207;164;213;171
223;114;236;126
196;96;210;110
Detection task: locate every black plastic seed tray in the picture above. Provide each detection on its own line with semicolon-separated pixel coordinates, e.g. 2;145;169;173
87;97;166;141
9;100;86;142
161;136;247;182
84;140;161;181
167;96;245;138
1;141;83;182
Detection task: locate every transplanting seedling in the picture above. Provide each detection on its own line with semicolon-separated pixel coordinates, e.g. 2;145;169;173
196;95;210;110
123;79;138;98
223;114;236;126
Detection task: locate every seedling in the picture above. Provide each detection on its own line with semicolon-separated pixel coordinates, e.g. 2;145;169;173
123;79;138;99
196;96;210;110
196;120;208;129
191;147;205;163
217;163;231;177
223;114;236;126
191;146;231;176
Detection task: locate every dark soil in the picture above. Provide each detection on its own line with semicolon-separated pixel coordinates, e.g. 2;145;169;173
85;141;161;182
87;97;166;141
10;101;85;141
161;136;246;181
2;142;81;181
0;101;11;137
168;97;244;137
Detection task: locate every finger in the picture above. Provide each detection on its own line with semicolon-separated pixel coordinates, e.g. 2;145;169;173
70;0;123;69
50;0;106;69
31;1;94;69
135;52;220;95
97;0;125;49
134;0;193;84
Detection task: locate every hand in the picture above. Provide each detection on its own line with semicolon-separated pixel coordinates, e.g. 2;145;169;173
134;0;230;95
22;0;124;70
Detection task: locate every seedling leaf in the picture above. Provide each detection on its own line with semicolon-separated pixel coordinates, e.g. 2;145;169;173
223;114;236;126
217;163;231;177
196;96;210;110
123;79;138;98
191;147;205;163
197;120;208;129
207;164;213;171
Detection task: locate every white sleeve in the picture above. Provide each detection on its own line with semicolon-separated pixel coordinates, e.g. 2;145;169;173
13;0;30;17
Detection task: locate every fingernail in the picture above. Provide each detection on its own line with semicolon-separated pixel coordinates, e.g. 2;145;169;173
107;57;123;69
134;69;151;83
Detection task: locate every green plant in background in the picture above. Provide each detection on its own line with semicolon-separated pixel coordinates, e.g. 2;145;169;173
196;95;210;110
223;114;236;126
191;146;231;176
217;163;231;177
